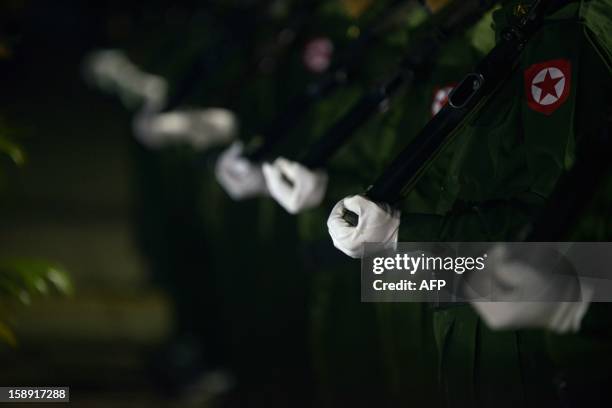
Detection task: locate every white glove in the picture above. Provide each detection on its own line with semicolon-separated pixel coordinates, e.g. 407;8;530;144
262;157;328;214
470;245;592;334
134;108;238;150
215;142;268;200
327;195;400;259
83;49;167;110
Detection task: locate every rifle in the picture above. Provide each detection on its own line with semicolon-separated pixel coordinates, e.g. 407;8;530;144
243;0;417;163
343;0;559;226
296;0;499;171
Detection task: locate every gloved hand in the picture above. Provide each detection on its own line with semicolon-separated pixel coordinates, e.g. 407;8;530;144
327;195;400;259
262;157;328;214
134;108;238;150
470;245;592;334
83;49;167;110
215;142;267;200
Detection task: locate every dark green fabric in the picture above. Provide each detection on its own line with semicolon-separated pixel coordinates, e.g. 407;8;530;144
128;2;328;389
303;7;497;407
296;5;438;406
387;1;612;407
309;250;390;407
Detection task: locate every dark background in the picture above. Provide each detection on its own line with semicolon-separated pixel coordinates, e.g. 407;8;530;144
0;1;210;405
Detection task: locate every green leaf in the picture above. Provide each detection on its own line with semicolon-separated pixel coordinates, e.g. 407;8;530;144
0;135;25;167
0;320;17;347
45;267;73;295
0;258;73;302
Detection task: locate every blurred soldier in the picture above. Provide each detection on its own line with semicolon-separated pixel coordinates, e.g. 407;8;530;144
208;1;432;404
86;1;319;399
327;0;612;406
213;2;425;405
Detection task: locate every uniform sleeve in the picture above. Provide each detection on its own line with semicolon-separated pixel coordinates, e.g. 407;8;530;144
398;12;612;243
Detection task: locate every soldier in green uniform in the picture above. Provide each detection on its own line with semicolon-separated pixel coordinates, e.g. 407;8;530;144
215;2;426;405
87;2;322;399
261;1;499;405
327;0;612;406
212;2;418;404
108;1;402;401
84;4;243;393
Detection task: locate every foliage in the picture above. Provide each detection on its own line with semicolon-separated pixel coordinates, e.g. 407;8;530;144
0;118;71;346
0;259;72;346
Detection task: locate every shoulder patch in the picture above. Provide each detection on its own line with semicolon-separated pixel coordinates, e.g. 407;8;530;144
303;37;334;73
524;59;572;115
431;84;455;117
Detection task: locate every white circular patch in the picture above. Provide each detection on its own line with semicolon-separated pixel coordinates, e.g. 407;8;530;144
530;67;566;106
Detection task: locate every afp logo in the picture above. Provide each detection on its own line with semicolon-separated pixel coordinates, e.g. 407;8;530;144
524;59;572;115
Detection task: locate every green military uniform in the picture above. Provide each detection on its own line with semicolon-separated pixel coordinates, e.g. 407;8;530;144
389;0;611;406
207;3;421;401
277;4;425;406
374;13;496;407
222;2;428;402
124;5;245;381
126;2;322;396
288;4;497;406
190;4;359;400
184;2;422;401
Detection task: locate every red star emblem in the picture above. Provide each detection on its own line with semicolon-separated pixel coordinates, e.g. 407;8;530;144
533;69;563;100
524;59;571;115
